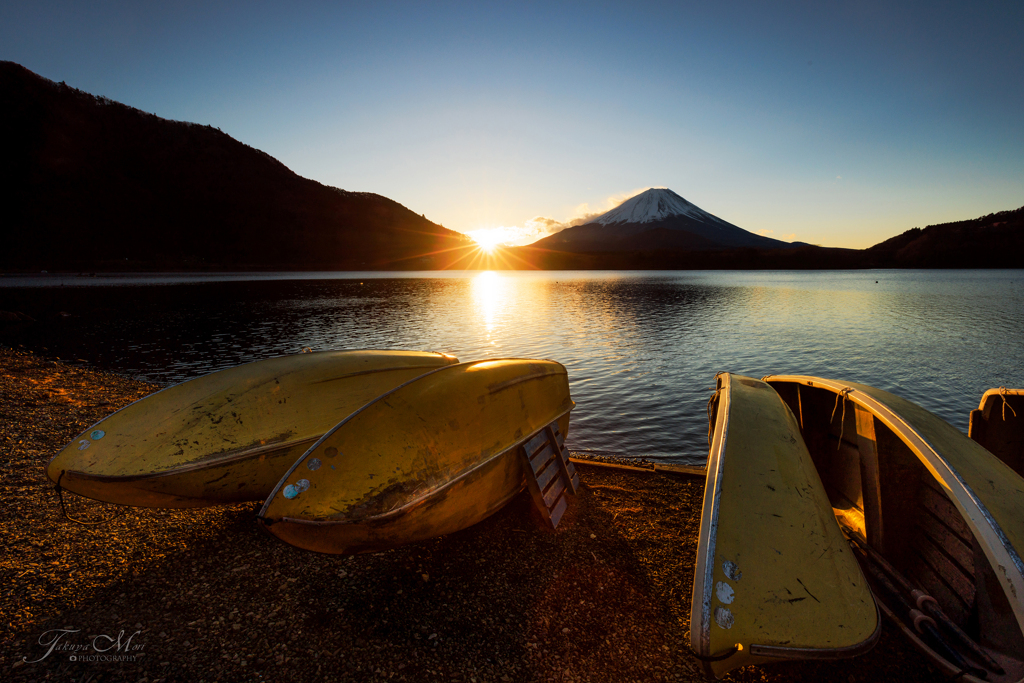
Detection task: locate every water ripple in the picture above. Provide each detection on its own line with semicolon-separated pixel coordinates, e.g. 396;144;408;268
2;269;1022;465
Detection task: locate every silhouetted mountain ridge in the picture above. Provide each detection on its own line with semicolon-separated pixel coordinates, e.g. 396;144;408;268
0;61;474;270
2;61;1019;271
862;206;1024;268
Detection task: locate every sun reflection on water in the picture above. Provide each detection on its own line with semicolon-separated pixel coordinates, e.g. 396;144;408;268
471;271;509;338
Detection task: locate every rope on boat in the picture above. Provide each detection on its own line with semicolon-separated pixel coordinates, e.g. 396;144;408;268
998;386;1017;420
830;387;853;449
55;470;116;526
255;514;277;527
690;644;739;662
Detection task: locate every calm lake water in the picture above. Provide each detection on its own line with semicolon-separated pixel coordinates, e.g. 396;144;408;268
2;270;1022;465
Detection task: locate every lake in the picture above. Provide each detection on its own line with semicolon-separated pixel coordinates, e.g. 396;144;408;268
2;269;1022;465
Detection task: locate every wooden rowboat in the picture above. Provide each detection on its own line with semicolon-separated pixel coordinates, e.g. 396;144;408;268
691;374;880;679
970;388;1024;478
257;358;578;554
46;350;458;508
765;375;1024;682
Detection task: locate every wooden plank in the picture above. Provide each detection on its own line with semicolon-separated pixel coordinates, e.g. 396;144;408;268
564;462;579;492
523;431;548;460
542;476;566;509
654;463;707;477
554;439;579;495
568;457;651;473
916;512;975;576
520;445;553;526
919;484;973;544
873;425;923;572
548;494;568;529
832;439;865;511
856;407;884;552
529;442;557;473
536;458;559;492
910;535;977;607
914;561;971;627
565;460;578;478
547;425;576;494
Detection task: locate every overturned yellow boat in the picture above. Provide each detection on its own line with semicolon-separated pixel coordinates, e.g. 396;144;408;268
766;375;1024;683
47;350;458;507
258;358;577;554
691;374;879;679
970;388;1024;478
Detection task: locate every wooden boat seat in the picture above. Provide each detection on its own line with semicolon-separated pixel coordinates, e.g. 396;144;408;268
521;421;579;529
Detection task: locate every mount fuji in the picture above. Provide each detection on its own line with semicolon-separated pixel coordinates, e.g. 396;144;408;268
531;188;795;252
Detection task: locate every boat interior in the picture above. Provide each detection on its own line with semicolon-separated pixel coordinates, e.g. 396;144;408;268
770;381;1024;682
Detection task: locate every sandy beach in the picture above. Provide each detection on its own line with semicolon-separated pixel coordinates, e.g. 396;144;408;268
0;346;940;682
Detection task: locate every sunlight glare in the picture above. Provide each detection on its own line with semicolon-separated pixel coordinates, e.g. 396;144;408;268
468;228;504;253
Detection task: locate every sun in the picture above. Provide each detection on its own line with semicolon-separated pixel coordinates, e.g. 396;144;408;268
468;228;504;253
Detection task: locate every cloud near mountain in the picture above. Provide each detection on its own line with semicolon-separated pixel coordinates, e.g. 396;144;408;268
498;188;655;245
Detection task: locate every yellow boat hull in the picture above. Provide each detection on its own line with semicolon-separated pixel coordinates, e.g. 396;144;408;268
47;350;458;507
258;359;574;554
691;373;879;679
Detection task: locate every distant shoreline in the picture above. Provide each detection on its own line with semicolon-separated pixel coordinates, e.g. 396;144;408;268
3;263;1024;279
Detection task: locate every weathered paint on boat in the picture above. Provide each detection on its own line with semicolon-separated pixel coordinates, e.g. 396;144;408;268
46;350;458;508
970;388;1024;478
258;358;574;554
690;373;879;680
766;375;1024;683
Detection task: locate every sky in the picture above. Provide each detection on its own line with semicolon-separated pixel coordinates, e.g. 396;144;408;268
3;0;1023;248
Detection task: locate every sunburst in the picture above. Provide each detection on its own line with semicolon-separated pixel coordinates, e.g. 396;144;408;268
468;228;504;253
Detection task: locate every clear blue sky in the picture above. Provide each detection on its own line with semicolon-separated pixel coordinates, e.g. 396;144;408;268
3;0;1022;247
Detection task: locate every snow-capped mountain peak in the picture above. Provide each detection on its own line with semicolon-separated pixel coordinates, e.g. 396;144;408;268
531;186;792;252
592;188;721;225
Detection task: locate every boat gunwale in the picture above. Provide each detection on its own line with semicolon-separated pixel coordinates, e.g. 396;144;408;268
46;349;457;479
57;435;321;483
977;387;1024;411
258;358;571;523
764;374;1024;636
749;615;882;660
691;372;731;677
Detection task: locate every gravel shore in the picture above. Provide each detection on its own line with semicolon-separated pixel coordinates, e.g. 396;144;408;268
1;346;938;682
